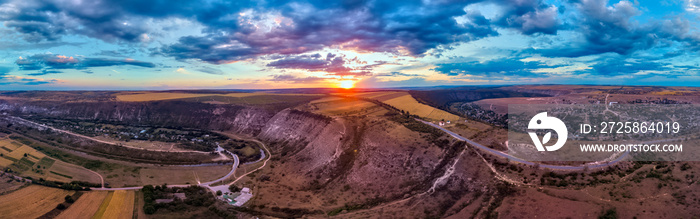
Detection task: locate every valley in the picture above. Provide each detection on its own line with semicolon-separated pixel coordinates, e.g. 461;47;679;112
0;86;698;218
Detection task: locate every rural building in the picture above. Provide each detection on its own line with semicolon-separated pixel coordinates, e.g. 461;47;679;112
222;187;254;206
233;187;253;206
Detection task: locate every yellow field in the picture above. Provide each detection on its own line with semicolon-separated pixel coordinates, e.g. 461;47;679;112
116;93;215;101
92;191;114;219
0;185;75;218
0;141;100;183
46;160;102;183
98;190;135;219
116;92;322;102
0;157;12;166
309;96;343;104
222;92;275;97
0;139;21;151
332;91;402;99
56;191;109;219
312;98;378;116
7;145;45;161
382;93;461;121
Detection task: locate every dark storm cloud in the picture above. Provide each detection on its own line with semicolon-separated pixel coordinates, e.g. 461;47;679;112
267;53;373;77
432;58;558;77
15;54;155;72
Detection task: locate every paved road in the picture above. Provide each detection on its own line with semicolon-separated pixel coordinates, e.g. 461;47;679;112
92;153;239;191
419;120;629;170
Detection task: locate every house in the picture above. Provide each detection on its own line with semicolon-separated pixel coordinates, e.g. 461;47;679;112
241;187;251;194
224;187;253;206
438;121;445;126
446;121;451;124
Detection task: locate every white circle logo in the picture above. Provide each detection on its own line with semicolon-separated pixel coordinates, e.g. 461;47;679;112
528;112;568;152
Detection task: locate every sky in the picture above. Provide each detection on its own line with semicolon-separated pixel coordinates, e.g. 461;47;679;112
0;0;699;90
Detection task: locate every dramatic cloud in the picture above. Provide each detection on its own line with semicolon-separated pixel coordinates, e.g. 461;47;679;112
492;0;560;35
588;56;700;76
197;66;224;75
686;0;700;12
432;58;559;77
2;0;699;87
0;75;58;85
374;71;423;77
27;69;63;76
269;74;326;83
15;54;155;73
0;0;253;42
267;53;373;77
156;1;502;63
531;0;700;58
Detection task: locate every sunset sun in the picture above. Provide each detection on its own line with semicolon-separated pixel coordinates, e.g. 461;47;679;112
339;80;355;89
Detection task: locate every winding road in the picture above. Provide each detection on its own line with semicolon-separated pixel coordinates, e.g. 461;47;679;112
226;138;271;186
92;153;239;191
419;119;629;170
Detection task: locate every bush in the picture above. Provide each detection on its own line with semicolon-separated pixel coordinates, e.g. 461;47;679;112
65;195;74;203
144;204;156;214
229;184;241;193
56;203;66;210
599;208;617;219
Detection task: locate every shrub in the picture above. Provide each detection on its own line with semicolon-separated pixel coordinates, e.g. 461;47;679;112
229;184;241;193
599;208;617;219
144;204;156;214
65;195;74;203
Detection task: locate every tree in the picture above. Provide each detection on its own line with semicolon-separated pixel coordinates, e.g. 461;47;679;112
65;195;74;203
216;190;222;196
144;204;156;214
56;203;66;210
599;208;617;219
229;184;241;193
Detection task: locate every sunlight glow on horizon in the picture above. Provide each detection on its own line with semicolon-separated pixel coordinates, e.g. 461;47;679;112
339;80;355;89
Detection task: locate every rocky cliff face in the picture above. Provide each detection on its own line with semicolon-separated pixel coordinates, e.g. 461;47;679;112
0;99;485;218
0;99;331;148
